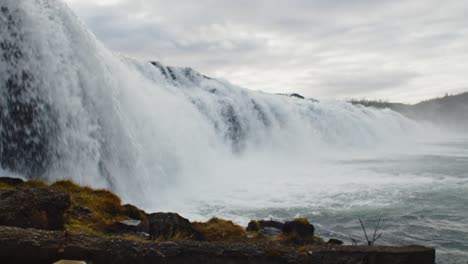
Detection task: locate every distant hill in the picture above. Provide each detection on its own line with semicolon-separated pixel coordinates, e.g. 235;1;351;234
350;92;468;130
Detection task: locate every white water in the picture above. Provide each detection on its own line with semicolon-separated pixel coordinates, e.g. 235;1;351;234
1;1;466;263
0;0;426;205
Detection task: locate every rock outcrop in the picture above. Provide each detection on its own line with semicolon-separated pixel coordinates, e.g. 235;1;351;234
282;218;315;238
148;212;203;241
0;176;24;186
247;220;284;238
0;187;70;230
0;226;436;264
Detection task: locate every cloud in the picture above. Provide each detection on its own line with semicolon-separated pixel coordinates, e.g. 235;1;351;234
64;0;468;103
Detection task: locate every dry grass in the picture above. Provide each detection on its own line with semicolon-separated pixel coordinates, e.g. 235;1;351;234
19;179;49;189
272;233;324;244
293;218;310;225
0;181;15;190
50;180;126;235
0;178;148;238
192;217;247;242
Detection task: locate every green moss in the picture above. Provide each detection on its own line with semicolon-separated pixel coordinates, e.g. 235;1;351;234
192;217;247;242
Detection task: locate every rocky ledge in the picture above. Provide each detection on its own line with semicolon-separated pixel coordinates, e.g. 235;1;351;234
0;177;435;264
0;226;434;264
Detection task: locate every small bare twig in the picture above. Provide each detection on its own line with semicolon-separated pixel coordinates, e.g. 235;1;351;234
359;217;371;246
349;236;358;246
371;216;383;245
359;216;384;246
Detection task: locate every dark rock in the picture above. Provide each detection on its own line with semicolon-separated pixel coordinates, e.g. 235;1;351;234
290;93;305;99
282;219;315;238
121;204;149;232
0;226;436;264
247;220;284;237
113;219;148;234
0;177;24;186
148;212;203;241
327;238;344;245
0;187;70;230
260;227;282;238
246;220;260;232
261;220;284;230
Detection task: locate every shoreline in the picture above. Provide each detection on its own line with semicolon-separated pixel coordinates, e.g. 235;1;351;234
0;177;435;263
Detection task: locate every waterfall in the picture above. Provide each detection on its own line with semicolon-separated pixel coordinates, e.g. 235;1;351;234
0;0;421;209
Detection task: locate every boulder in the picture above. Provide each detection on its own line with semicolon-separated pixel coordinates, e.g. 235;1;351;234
328;238;344;245
0;177;24;186
113;219;149;235
260;226;282;238
247;220;284;231
246;220;284;237
121;204;149;231
148;212;203;241
282;218;315;238
0;187;70;230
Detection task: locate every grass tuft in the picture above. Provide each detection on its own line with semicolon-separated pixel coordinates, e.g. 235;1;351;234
192;217;247;242
0;181;15;190
50;180;126;235
293;217;310;225
19;179;49;189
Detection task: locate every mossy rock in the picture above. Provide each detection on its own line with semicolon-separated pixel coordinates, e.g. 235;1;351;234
148;212;202;241
0;177;24;187
273;217;321;245
50;180;128;235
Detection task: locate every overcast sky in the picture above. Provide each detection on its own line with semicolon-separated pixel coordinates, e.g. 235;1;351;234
64;0;468;103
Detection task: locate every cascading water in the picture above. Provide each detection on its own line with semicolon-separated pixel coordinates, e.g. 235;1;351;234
0;0;421;204
1;1;467;263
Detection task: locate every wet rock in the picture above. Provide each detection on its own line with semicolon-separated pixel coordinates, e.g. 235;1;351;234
247;220;284;237
114;219;148;235
148;212;203;241
248;220;284;231
290;93;305;99
0;177;24;186
121;204;149;232
0;187;70;230
260;226;282;238
282;218;315;238
327;238;344;245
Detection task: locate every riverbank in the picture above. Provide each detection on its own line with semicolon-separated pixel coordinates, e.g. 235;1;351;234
0;177;435;263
